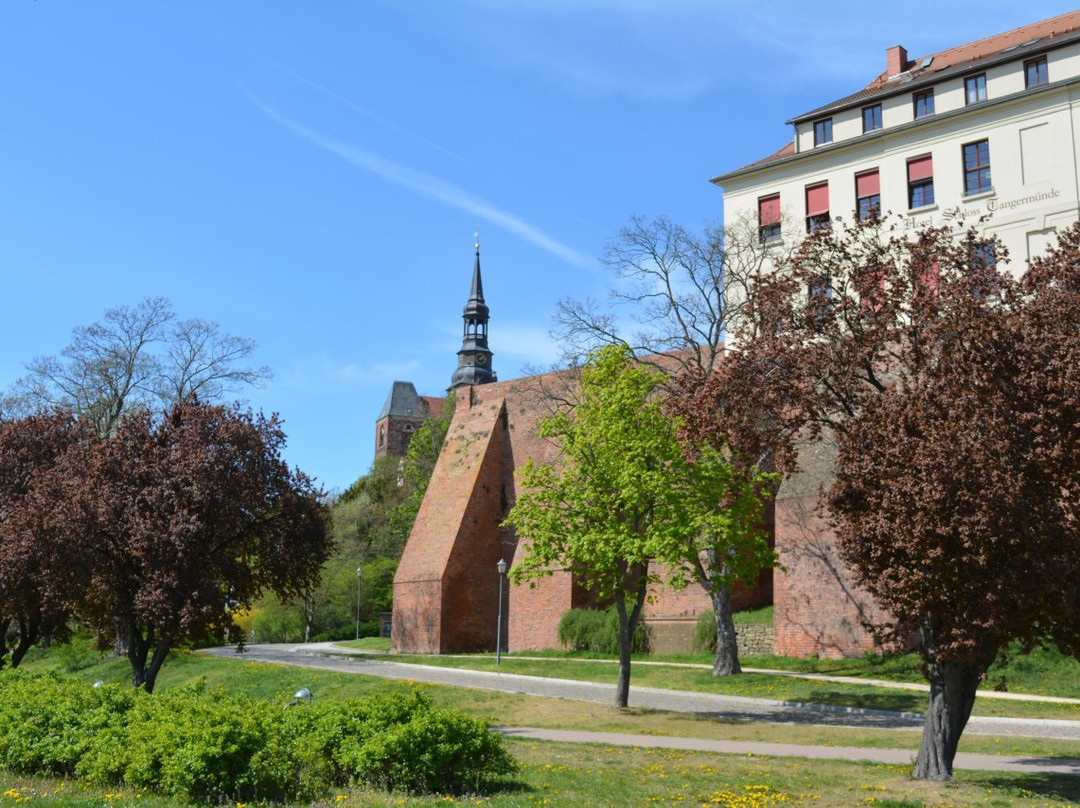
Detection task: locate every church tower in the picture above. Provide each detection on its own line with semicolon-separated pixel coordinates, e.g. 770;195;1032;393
450;239;496;388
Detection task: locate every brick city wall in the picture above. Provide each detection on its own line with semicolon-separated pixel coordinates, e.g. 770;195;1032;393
393;391;510;653
394;370;882;660
771;434;886;658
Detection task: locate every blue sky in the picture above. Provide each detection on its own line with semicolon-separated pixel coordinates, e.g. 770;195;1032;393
3;1;1077;493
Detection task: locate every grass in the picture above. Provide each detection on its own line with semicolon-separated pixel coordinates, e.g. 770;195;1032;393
351;651;1080;721
336;636;391;652
733;604;774;625
10;643;1080;806
17;645;1080;760
4;740;1080;806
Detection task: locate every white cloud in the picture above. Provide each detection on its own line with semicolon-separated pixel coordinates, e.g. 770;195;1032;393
250;97;595;270
253;54;469;164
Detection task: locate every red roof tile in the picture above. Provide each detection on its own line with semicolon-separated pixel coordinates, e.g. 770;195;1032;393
717;10;1080;181
793;9;1080;122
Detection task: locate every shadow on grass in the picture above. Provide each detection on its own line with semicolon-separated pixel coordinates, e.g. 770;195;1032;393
976;772;1080;802
794;688;926;715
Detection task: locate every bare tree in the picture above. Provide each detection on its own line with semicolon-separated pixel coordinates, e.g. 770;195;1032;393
551;214;795;676
161;317;271;403
3;298;270;437
555;213;795;377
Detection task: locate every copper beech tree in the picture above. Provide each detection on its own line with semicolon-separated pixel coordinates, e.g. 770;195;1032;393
676;215;1080;780
21;399;330;692
0;412;86;668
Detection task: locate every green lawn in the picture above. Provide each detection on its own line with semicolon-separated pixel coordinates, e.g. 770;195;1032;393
10;644;1080;806
347;650;1080;721
4;739;1080;806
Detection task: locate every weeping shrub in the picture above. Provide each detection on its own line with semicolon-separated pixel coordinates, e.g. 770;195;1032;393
557;606;650;654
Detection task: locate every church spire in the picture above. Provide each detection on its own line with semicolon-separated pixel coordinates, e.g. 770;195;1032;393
450;233;496;388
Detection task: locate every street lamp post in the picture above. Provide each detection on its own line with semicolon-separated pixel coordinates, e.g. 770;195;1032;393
496;558;508;666
355;566;363;640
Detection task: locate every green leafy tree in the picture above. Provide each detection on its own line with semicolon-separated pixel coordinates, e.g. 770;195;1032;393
554;214;792;673
505;346;770;705
284;393;457;642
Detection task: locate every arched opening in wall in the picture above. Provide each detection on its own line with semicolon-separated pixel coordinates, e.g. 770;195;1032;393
378;424;386;449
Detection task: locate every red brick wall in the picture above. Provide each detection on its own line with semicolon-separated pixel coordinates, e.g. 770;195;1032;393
439;398;518;651
396;370;895;660
391;580;442;653
392;392;510;653
771;436;887;658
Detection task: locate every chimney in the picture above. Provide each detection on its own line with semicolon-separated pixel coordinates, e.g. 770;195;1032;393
887;45;908;76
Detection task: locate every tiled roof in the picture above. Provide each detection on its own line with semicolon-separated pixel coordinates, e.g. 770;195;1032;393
421;395;445;421
716;10;1080;181
792;9;1080;122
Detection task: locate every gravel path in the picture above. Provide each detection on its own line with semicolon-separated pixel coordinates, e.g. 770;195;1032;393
199;642;1080;774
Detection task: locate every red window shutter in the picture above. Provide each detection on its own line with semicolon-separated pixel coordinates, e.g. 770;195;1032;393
806;182;829;216
758;194;781;226
908;155;933;181
856;170;880;197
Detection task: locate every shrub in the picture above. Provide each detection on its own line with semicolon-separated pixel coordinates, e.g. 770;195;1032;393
0;670;134;776
349;707;517;794
557;606;650;654
693;610;717;655
0;670;516;801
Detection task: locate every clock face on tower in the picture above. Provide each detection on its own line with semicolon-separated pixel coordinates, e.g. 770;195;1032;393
476;354;487;365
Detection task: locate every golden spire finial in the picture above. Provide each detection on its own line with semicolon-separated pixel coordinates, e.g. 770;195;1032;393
474;227;480;253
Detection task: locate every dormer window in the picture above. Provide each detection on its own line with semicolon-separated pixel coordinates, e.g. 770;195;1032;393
862;104;882;133
1025;56;1048;88
813;118;833;146
965;74;987;105
913;89;934;119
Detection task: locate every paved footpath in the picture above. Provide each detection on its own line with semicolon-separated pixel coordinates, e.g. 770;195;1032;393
201;643;1080;775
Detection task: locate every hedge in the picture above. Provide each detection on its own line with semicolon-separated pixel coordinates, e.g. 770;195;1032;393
0;669;515;802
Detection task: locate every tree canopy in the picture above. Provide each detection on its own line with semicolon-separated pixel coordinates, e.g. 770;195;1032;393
680;214;1080;779
3;399;329;691
0;412;85;668
553;215;785;674
505;346;772;703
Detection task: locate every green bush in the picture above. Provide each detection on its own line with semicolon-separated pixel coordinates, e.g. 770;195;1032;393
350;706;517;794
693;609;717;655
0;670;134;776
557;606;650;654
0;669;516;802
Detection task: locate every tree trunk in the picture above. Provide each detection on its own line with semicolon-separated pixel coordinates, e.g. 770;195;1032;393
142;641;171;694
613;563;648;708
710;586;741;676
912;657;983;780
0;618;9;669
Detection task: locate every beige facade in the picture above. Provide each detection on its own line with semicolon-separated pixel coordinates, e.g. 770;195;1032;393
715;15;1080;268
